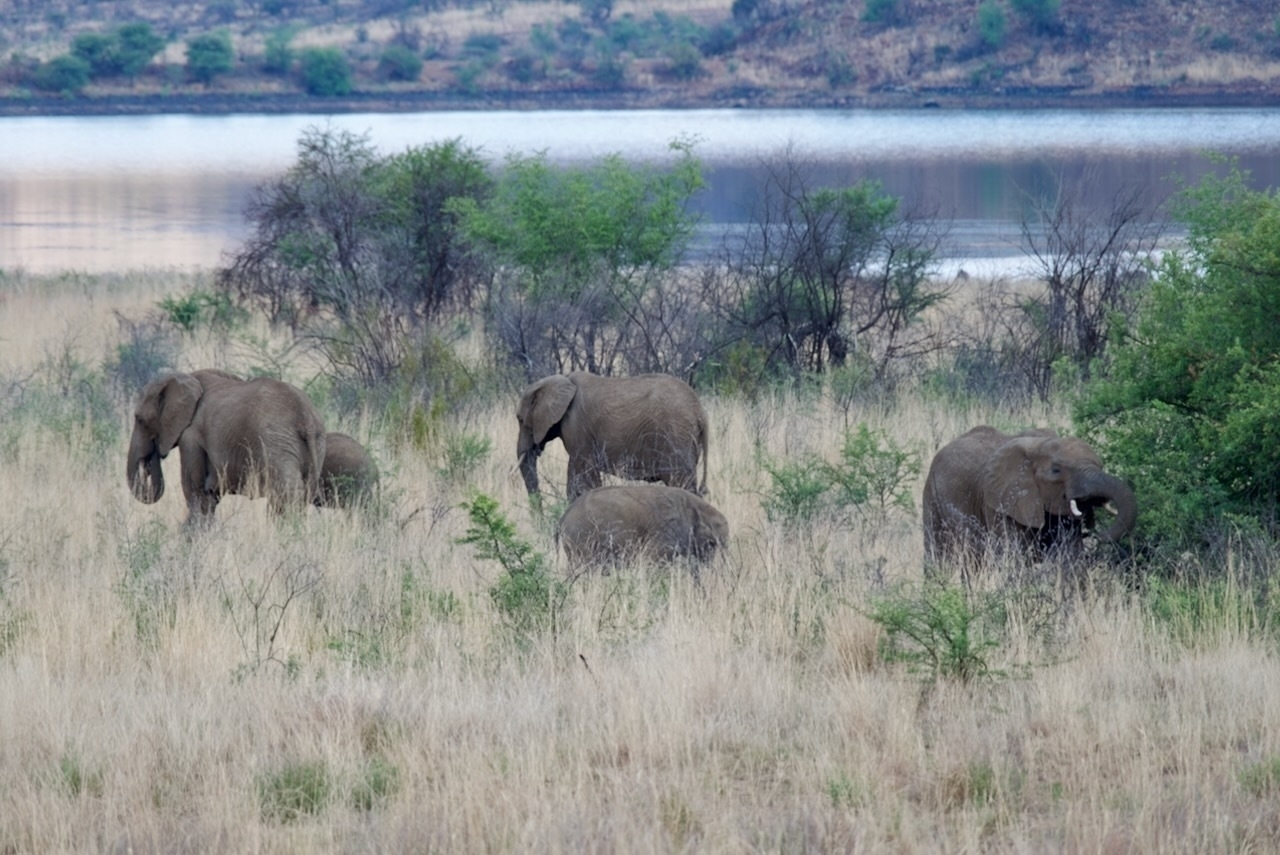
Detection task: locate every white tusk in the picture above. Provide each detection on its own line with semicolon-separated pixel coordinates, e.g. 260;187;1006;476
1070;499;1083;517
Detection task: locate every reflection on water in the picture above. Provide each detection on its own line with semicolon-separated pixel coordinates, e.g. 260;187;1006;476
1;108;1278;273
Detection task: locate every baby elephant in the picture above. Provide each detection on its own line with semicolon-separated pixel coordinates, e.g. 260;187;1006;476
317;432;379;508
558;484;729;569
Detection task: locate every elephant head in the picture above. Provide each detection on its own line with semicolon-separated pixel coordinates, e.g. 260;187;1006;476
515;375;578;495
981;433;1137;547
127;373;203;503
924;426;1137;568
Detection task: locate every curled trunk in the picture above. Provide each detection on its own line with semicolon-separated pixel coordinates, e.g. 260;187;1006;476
1078;470;1136;543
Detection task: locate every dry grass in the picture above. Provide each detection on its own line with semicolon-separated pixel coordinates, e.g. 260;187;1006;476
1;271;1279;852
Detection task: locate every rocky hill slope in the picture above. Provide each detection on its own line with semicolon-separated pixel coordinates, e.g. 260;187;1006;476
1;0;1277;113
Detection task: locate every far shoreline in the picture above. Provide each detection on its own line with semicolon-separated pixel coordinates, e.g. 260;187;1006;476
0;83;1274;118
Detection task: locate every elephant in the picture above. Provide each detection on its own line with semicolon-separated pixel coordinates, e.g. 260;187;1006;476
516;372;709;502
317;432;379;508
922;426;1136;570
558;484;729;570
127;370;326;519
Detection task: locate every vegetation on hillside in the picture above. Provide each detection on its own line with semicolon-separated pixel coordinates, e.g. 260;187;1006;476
1;0;1278;109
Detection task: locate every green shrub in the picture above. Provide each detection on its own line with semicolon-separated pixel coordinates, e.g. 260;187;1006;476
58;753;104;798
1075;165;1280;553
1240;757;1280;798
258;760;332;822
185;31;234;85
761;423;919;524
158;288;243;332
458;494;564;638
977;0;1007;49
868;582;1007;683
378;44;423;81
31;54;91;94
436;431;492;483
298;46;352;95
862;0;902;26
660;40;703;80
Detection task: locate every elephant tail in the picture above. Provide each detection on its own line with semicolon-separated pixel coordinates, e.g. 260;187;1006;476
301;424;326;505
698;416;709;497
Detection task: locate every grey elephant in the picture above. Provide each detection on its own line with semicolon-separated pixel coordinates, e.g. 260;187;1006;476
317;432;379;508
127;370;326;519
558;484;729;569
922;426;1136;569
516;372;708;501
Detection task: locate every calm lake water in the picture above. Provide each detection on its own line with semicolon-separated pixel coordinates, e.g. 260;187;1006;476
2;108;1279;275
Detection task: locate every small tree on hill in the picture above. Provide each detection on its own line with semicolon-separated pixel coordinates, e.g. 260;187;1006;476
299;47;352;96
186;31;234;85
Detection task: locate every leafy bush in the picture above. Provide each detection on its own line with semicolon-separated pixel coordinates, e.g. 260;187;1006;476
761;423;918;524
868;582;1007;683
458;494;564;638
378;44;422;82
451;140;704;378
977;0;1007;50
158;288;243;333
298;47;352;95
862;0;903;26
31;55;91;94
185;31;234;85
258;760;332;822
1076;166;1280;553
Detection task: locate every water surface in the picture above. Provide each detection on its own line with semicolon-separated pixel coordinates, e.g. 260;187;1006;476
2;108;1277;273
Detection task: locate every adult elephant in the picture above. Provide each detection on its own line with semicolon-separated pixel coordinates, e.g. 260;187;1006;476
127;371;326;519
558;484;729;570
922;426;1136;569
317;432;379;509
516;372;708;501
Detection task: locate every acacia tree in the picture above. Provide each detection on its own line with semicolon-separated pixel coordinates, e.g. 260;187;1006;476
704;151;948;386
217;127;491;386
452;139;705;379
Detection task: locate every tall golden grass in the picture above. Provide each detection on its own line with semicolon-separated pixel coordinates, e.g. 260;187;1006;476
1;270;1278;852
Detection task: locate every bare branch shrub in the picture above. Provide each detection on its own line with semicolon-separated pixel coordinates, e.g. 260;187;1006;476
1015;170;1164;388
699;148;951;391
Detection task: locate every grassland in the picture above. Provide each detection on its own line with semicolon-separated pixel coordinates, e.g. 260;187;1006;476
1;269;1279;852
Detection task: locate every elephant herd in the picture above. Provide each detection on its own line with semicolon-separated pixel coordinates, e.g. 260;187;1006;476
127;369;1136;574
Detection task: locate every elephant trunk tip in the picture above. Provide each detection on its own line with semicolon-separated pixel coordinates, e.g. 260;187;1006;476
129;452;165;504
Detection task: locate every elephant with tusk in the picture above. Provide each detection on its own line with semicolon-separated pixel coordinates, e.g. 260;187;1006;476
922;426;1136;571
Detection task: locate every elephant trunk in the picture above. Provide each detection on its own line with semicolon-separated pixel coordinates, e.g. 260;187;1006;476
127;433;164;503
1076;470;1136;543
519;447;541;495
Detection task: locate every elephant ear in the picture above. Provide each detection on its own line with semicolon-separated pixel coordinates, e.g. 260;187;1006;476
522;375;577;446
983;435;1047;529
156;373;203;456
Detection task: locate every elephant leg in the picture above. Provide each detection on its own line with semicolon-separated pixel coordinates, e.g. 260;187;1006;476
566;458;603;501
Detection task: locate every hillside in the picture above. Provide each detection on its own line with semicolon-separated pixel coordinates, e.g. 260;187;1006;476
1;0;1278;114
